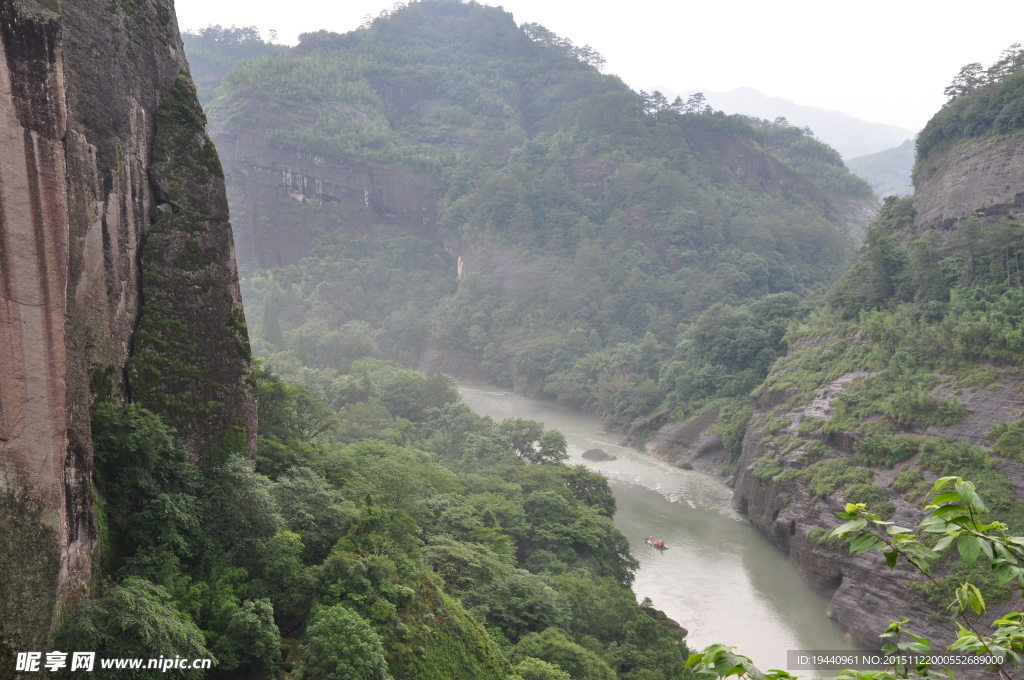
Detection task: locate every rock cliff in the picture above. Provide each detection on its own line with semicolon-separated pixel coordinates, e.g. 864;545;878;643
914;134;1024;233
207;89;444;268
0;0;254;655
730;375;1024;653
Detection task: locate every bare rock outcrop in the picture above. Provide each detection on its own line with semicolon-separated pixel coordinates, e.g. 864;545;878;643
730;378;1022;655
644;407;728;473
914;136;1024;233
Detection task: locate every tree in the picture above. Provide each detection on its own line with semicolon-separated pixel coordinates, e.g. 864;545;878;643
684;92;708;114
51;579;209;680
987;43;1024;81
273;467;351;563
497;419;568;464
209;599;280;673
515;657;572;680
299;605;391;680
511;628;615;680
944;62;987;100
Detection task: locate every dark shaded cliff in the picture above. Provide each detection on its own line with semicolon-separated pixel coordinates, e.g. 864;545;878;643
0;0;254;657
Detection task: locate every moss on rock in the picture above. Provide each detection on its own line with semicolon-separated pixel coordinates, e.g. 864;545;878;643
128;73;257;466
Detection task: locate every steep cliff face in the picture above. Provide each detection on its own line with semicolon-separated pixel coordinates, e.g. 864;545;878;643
914;134;1024;233
730;376;1024;652
0;0;254;653
208;91;443;268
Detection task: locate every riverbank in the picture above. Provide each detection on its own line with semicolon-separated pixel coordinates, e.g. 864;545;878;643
459;386;853;672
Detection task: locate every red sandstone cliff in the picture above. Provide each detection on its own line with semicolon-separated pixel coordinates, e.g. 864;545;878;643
0;0;255;653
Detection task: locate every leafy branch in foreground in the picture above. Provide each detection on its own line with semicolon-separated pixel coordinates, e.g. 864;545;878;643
687;476;1024;680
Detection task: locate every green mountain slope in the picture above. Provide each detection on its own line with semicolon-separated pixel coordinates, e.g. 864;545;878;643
846;138;915;198
731;44;1024;654
187;0;871;443
180;26;288;108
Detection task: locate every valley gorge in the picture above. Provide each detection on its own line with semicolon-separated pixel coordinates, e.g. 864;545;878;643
4;1;1024;677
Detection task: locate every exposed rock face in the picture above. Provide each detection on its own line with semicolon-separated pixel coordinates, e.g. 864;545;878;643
207;92;444;268
0;0;254;653
644;407;727;474
730;376;1024;655
914;136;1024;233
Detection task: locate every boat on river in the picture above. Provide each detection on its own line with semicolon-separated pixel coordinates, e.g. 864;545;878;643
645;537;668;550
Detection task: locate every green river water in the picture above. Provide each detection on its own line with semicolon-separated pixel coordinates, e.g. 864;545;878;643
460;385;854;673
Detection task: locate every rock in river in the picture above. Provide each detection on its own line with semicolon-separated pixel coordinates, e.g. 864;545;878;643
582;448;616;461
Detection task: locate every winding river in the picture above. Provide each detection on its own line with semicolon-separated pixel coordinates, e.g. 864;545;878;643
460;386;853;674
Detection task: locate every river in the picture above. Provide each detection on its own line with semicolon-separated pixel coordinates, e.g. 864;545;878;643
460;385;853;674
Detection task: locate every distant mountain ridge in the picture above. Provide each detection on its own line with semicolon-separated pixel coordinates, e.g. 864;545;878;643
652;86;914;159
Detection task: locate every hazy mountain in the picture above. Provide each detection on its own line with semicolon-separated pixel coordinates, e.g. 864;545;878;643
654;86;914;158
846;138;915;198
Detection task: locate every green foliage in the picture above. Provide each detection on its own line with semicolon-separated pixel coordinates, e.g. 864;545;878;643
497;418;569;464
209;599;281;673
803;440;830;459
299;604;391;680
852;421;919;468
797;418;824;436
919;42;1024;161
891;468;924;494
516;657;573;680
512;629;616;680
51;579;209;679
845;139;915;199
193;1;854;437
91;359;659;679
715;402;753;465
749;117;874;200
991;419;1024;462
91;403;202;571
181;25;287;106
843;483;895;519
751;456;782;481
800;459;873;499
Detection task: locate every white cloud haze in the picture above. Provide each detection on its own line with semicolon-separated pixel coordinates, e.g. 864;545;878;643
174;0;1024;131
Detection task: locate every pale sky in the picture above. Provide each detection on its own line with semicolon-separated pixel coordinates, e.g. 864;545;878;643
175;0;1024;132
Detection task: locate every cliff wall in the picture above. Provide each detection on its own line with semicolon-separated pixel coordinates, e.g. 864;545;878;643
914;134;1024;233
0;0;254;653
207;90;444;268
730;375;1024;653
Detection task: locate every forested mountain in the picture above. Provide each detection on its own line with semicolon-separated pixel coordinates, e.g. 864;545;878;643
846;138;915;198
181;26;288;107
185;0;876;458
13;0;1024;674
658;87;913;159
